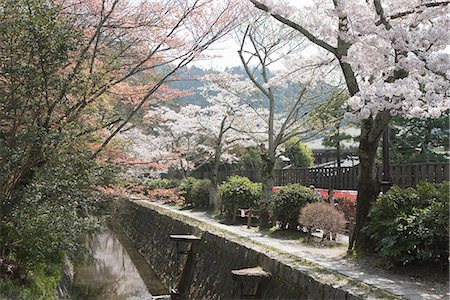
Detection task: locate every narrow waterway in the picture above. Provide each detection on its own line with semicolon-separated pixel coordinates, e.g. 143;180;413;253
71;225;168;300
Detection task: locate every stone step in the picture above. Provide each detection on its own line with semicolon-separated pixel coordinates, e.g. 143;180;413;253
169;234;201;242
231;266;271;279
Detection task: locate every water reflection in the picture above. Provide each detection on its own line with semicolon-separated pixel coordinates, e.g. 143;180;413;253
72;228;167;300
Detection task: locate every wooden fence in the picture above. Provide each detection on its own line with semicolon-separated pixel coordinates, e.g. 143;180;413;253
190;162;449;190
390;163;449;188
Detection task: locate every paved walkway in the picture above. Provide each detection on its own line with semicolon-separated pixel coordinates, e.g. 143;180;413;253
131;197;448;300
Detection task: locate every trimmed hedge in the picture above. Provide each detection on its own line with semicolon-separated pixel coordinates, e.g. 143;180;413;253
144;178;175;190
365;181;449;266
179;177;198;206
219;176;261;217
270;184;321;230
190;179;211;209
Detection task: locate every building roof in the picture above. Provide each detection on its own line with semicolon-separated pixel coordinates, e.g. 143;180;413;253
305;127;360;151
313;156;360;168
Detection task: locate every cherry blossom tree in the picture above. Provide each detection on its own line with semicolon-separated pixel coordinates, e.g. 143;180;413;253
143;105;206;176
248;0;450;249
146;72;255;211
236;16;328;227
199;73;257;211
118;127;183;177
0;0;242;208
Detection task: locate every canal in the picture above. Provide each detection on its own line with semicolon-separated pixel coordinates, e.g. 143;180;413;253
71;224;169;300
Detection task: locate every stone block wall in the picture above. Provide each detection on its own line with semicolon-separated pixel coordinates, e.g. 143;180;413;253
113;200;386;300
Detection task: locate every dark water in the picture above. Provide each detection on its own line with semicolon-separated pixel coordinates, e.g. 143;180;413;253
71;227;168;300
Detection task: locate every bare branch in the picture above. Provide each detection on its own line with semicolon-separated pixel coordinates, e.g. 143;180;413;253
248;0;337;55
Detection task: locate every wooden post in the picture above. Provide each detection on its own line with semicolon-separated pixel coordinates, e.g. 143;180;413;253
381;126;392;193
170;235;201;300
231;266;271;299
347;219;355;255
247;208;252;229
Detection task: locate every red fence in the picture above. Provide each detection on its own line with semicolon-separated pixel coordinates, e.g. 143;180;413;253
191;162;449;190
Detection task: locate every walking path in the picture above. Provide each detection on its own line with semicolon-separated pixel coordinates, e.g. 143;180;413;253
130;197;448;300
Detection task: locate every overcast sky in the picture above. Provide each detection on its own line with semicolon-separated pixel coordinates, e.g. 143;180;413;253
190;0;314;71
191;34;242;70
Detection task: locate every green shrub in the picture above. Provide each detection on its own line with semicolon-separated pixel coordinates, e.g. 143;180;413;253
365;182;449;266
144;178;174;190
179;177;198;205
219;176;261;217
271;184;320;230
190;179;211;209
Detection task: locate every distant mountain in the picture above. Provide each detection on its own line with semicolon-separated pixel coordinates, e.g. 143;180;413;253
167;66;333;112
168;66;209;107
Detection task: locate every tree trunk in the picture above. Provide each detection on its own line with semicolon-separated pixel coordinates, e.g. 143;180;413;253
260;152;275;229
349;119;383;252
336;127;342;189
209;117;227;213
287;218;298;230
209;145;222;213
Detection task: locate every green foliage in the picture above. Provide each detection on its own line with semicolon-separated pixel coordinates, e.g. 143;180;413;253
322;131;352;149
219;176;261;217
0;0;85;201
1;153;103;269
0;262;62;300
365;182;449;266
308;90;348;128
0;152;110;297
190;179;212;209
144;178;175;190
283;138;314;168
308;91;354;157
0;1;118;295
270;184;320;230
390;112;449;163
237;147;263;170
179;177;198;205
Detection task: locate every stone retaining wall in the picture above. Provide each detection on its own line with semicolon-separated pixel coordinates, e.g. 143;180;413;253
113;199;394;300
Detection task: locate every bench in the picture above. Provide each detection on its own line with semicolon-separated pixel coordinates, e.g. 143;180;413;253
232;207;259;228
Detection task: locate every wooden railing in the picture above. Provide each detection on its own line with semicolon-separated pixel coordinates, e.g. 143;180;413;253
390;163;450;188
190;162;449;190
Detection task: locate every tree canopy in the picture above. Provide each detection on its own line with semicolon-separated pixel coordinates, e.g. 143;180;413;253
283;138;314;168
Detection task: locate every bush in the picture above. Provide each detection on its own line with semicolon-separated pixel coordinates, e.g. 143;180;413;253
270;184;320;230
190;179;211;209
220;176;261;217
144;178;174;190
335;197;356;221
299;202;346;238
365;182;449;266
179;177;198;205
